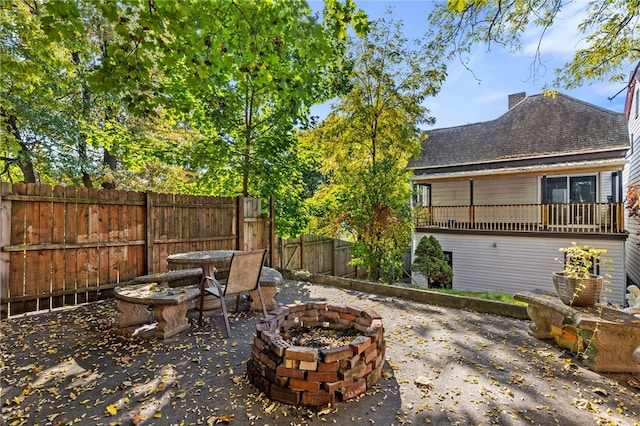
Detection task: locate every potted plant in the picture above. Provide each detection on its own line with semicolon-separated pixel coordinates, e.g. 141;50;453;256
553;242;611;307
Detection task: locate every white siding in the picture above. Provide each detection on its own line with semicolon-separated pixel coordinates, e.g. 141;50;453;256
599;172;612;202
625;76;640;293
412;232;627;306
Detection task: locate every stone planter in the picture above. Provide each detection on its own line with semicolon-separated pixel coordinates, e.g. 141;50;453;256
552;272;603;307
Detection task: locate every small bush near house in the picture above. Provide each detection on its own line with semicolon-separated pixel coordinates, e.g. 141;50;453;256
412;235;453;288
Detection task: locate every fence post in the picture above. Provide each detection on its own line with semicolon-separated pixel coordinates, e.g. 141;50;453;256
300;234;304;272
269;195;276;267
331;238;337;276
0;182;12;318
237;196;245;251
145;192;154;273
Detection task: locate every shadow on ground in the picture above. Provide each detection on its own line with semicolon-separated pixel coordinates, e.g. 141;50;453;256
1;279;639;425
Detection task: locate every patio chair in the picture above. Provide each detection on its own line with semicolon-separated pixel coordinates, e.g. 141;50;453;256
200;249;268;336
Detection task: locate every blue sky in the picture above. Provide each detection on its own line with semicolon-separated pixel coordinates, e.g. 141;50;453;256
309;1;632;129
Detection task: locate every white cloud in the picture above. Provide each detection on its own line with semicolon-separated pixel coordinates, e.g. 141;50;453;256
521;2;589;58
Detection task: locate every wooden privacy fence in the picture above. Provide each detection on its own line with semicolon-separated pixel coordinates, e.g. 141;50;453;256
275;234;366;279
0;183;268;318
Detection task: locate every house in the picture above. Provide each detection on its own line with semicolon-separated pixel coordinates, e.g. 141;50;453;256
623;63;640;294
408;92;630;306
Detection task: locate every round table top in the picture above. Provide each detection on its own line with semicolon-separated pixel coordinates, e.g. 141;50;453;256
166;250;240;266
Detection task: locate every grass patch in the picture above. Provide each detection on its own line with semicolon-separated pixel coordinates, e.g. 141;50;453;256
427;288;526;305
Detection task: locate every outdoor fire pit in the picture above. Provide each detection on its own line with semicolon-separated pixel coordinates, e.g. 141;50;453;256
247;302;385;407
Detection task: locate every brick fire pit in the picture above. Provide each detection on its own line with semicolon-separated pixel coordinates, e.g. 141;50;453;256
247;302;386;407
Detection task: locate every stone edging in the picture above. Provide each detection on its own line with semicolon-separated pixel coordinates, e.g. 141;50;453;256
280;270;529;320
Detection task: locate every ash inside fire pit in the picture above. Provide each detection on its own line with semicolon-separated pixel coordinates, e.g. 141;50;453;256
281;326;361;349
248;302;386;407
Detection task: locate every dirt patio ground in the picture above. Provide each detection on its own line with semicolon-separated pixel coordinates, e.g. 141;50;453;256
1;279;639;426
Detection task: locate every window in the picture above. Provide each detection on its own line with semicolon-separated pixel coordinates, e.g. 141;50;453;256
545;175;596;204
543;174;597;227
443;251;452;268
412;184;431;207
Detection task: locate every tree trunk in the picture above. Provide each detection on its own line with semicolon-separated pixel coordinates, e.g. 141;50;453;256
101;148;117;189
2;111;37;183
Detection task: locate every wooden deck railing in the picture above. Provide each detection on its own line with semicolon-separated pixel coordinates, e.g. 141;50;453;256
415;203;625;233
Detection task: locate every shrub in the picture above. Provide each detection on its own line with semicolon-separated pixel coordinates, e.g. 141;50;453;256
412;235;453;288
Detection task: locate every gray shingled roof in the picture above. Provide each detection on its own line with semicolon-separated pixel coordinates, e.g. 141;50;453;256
408;93;629;170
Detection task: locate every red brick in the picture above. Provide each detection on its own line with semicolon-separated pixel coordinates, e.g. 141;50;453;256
286;303;308;313
356;362;373;379
265;366;288;387
323;378;354;393
339;361;367;380
299;360;318;371
349;336;372;355
378;341;386;361
317;361;339;372
346;305;363;316
339;312;357;322
270;384;300;406
364;348;378;365
247;361;271;395
345;353;361;369
353;322;369;333
286;346;318;362
372;351;384;369
276;366;306;379
366;363;383;388
338;377;366;401
307;302;328;311
321;310;340;319
278;318;299;331
365;325;384;342
363;309;381;320
284;358;299;369
329;322;351;330
262;331;290;357
307;371;339;383
300;314;319;322
286;311;304;320
259;351;278;370
256;321;273;332
301;390;335;407
251;344;262;362
322;346;353;363
253;336;266;351
355;316;372;327
327;304;347;313
289;378;320;391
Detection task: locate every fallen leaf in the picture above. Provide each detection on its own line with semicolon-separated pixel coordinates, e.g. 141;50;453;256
105;404;117;416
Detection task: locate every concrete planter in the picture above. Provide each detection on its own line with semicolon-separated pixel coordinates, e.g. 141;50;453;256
552;272;603;307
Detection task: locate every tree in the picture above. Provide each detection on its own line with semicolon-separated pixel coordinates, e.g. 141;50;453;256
1;0;369;237
412;235;453;289
0;0;163;187
305;12;446;281
428;0;639;88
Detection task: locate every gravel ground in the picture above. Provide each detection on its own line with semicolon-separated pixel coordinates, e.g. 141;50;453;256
1;279;639;426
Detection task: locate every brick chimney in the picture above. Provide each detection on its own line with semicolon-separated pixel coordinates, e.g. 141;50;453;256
508;92;526;109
